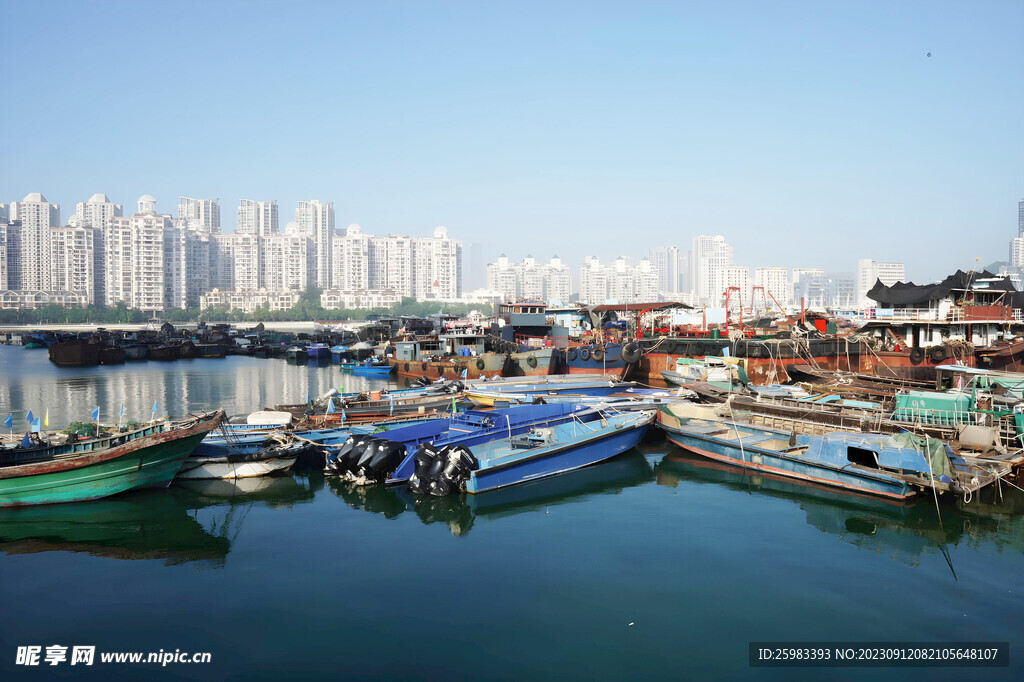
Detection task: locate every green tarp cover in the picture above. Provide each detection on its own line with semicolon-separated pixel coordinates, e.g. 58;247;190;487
887;431;951;479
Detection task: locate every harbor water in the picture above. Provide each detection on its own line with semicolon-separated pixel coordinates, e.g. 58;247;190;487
1;345;1022;680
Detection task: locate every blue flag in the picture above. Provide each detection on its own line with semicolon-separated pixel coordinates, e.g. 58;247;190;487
326;399;336;415
4;413;11;430
306;389;311;405
21;433;30;448
26;410;34;424
31;418;41;433
339;408;346;423
119;403;125;418
460;368;468;379
151;400;159;415
90;407;100;421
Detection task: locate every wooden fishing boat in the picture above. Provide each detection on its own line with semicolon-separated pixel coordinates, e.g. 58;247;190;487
0;410;225;507
656;403;1011;500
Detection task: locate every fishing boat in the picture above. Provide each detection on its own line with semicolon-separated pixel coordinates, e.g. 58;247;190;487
306;343;331;360
404;407;654;495
0;410;225;507
656;403;1011;500
286;346;308;364
48;338;101;367
660;356;748;390
176;435;304;480
464;378;634;407
388;335;507;380
351;357;395;376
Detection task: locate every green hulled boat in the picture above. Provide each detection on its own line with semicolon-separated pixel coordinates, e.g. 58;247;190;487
0;410;225;507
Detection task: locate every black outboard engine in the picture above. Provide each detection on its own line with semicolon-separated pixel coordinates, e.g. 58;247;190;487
411;376;432;388
408;443;441;494
407;443;478;496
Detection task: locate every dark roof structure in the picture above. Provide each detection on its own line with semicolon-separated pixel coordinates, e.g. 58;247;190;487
867;270;1022;307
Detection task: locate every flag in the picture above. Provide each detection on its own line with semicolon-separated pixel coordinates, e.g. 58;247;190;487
326;399;336;415
339;408;346;423
119;403;125;418
151;400;159;419
389;393;394;416
26;410;34;425
90;407;100;421
451;396;457;414
44;409;49;428
4;413;11;430
306;389;311;405
460;368;467;379
21;433;30;448
31;418;41;433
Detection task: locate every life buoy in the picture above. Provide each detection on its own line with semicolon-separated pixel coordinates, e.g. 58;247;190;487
526;354;538;369
929;346;947;364
580;347;591;361
622;343;642;364
476;358;486;370
909;347;925;365
567;347;578;362
590;346;604;361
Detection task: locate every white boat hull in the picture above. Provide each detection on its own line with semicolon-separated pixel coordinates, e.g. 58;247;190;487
176;456;297;480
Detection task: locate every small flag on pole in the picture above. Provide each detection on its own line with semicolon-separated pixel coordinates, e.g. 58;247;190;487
26;410;34;425
306;389;311;405
4;413;12;430
119;403;125;418
31;418;41;434
460;368;467;379
151;400;159;420
326;399;336;415
90;407;100;421
389;393;394;416
339;408;346;424
44;409;49;428
21;433;30;448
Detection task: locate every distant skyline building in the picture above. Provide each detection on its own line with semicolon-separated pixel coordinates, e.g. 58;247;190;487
178;196;220;233
487;254;571;304
237;199;278;237
753;267;788;308
10;193;60;290
577;256;658;305
648;245;682;294
50;226;100;305
791;267;827;309
295;199;334;288
857;259;906;308
689;235;734;305
71;193;122;230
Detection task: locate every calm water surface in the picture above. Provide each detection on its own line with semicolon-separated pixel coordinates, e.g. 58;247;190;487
1;345;1022;680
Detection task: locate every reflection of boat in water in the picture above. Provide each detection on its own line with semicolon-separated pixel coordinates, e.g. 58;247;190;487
0;490;230;567
325;452;654;536
656;452;1024;564
172;474;315;509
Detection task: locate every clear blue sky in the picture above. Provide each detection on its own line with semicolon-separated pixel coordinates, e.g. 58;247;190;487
1;0;1021;283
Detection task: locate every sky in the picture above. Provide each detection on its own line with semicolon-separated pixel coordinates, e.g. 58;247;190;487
1;0;1021;285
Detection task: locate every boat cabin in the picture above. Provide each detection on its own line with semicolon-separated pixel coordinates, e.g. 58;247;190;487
393;334;488;361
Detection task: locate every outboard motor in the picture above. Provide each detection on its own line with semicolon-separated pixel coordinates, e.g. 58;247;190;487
326;435;377;475
427;445;479;497
408;443;441;493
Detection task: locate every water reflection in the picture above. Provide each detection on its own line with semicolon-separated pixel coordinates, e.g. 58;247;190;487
0;476;317;567
0;490;230;567
0;345;385;426
324;451;655;536
655;452;1024;565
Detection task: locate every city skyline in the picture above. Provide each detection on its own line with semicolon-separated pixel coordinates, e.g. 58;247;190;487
1;2;1021;282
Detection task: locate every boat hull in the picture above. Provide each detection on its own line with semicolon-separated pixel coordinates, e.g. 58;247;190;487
0;413;223;507
389;353;506;380
176;456;297;479
466;413;653;494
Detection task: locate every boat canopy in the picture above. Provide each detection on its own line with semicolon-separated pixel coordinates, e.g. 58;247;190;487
799;431;952;479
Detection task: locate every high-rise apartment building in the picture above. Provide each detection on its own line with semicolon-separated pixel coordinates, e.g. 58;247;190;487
578;256;659;305
411;226;462;299
50;226;100;304
487;255;571;304
716;266;750;307
10;193;60;290
295;200;334;288
331;224;370;290
1011;238;1024;268
260;235;311;292
0;221;8;290
857;259;905;308
689;235;734;305
791;267;826;309
648;246;682;293
178;196;221;233
72;193;122;230
237;199;278;236
754;267;788;307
